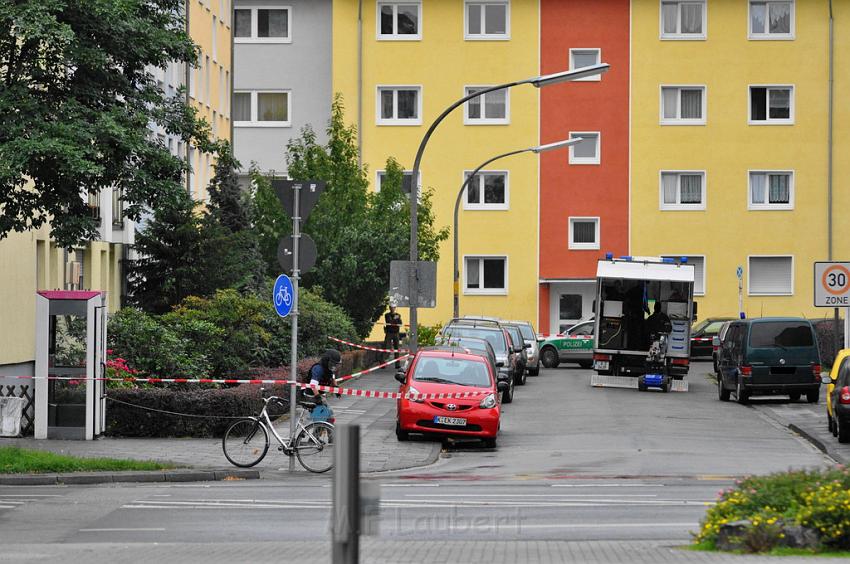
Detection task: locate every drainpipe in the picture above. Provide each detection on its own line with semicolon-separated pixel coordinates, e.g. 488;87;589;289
828;1;840;354
357;0;363;167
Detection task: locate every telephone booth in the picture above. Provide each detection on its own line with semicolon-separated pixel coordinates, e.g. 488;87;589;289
34;291;107;440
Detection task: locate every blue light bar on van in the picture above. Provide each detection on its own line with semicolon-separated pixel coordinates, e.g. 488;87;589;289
680;257;688;264
605;252;614;260
620;256;632;261
662;258;675;264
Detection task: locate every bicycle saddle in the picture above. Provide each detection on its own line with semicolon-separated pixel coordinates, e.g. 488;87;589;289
298;400;317;409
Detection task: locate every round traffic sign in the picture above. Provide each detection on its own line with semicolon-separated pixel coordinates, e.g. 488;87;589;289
822;264;850;296
273;274;294;317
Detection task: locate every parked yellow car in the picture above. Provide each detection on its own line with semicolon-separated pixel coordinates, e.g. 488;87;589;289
826;348;850;438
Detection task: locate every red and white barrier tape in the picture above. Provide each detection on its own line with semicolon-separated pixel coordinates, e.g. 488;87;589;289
328;336;408;354
334;354;411;383
4;374;488;400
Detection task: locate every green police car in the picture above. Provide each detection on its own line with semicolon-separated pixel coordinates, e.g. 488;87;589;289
538;320;595;369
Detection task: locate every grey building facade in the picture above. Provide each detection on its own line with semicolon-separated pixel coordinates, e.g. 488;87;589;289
232;0;333;177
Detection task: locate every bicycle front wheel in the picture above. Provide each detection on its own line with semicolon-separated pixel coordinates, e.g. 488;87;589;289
295;422;335;473
222;419;270;468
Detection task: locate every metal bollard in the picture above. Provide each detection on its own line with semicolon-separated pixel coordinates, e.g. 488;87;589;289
332;424;359;564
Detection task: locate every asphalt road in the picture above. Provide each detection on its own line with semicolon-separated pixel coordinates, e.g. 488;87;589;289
0;362;839;563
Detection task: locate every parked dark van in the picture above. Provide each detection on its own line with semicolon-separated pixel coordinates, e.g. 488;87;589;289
716;318;821;404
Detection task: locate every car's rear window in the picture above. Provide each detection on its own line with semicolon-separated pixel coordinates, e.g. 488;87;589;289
444;327;506;354
413;356;491;387
749;322;814;348
704;321;725;335
517;324;535;340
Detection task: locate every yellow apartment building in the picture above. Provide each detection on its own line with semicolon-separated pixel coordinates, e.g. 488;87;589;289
334;0;542;329
631;0;838;320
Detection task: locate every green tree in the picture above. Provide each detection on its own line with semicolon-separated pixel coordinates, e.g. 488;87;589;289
0;0;214;248
251;166;291;276
207;141;252;232
280;95;449;337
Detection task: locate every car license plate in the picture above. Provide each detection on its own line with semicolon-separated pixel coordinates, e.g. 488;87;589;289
594;361;609;371
434;416;466;426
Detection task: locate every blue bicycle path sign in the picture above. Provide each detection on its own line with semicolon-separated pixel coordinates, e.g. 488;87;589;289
273;274;294;318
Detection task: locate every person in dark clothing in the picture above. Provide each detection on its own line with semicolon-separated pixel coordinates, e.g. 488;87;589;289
646;302;672;340
384;302;403;368
306;349;342;402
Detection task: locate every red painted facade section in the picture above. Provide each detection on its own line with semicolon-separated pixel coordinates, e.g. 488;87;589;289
538;0;630;320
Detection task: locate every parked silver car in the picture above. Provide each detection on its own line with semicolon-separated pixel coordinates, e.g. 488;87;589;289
506;320;540;376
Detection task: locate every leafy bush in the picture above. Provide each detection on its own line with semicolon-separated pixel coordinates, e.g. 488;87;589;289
696;466;850;552
106;384;290;438
108;308;216;378
416;323;443;347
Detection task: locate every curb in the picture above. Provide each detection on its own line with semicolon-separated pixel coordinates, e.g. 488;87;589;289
789;423;849;465
0;468;260;486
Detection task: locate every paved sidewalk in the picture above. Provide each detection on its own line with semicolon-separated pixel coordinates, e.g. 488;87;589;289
754;399;850;465
0;368;440;478
1;539;847;564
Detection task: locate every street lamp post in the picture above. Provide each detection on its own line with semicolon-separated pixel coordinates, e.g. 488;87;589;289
452;138;583;318
407;63;609;353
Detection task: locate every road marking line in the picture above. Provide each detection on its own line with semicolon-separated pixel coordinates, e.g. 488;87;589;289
381;484;439;488
403;494;659;498
0;494;63;497
79;528;167;532
551;483;658;488
507;522;699;530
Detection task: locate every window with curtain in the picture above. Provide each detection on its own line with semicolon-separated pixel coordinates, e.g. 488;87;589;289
660;172;705;209
750;1;793;37
749;172;793;209
378;87;421;124
661;86;705;123
465;257;507;293
569;49;602;82
661;1;706;38
234;7;291;41
464;171;507;208
465;87;509;123
233;91;290;125
750;86;792;122
569;132;600;164
466;1;509;39
569;218;600;250
378;2;421;38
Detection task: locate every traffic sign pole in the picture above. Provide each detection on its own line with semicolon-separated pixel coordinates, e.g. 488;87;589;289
289;183;301;473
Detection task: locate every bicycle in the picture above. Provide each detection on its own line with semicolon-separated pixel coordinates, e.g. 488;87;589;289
222;391;335;473
275;286;291;308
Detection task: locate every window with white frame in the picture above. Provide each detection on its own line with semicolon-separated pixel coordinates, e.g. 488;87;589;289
749;171;793;210
212;16;218;61
750;1;793;38
234;7;291;42
568;132;600;165
378;2;420;39
749;256;793;295
465;256;507;294
661;86;705;124
660;171;705;210
660;0;706;38
662;255;705;294
376;170;419;194
465;1;509;39
568;217;600;250
377;86;421;125
750;86;793;123
464;87;508;124
233;91;291;126
464;171;508;209
569;48;602;81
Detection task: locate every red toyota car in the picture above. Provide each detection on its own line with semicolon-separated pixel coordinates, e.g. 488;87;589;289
395;347;504;447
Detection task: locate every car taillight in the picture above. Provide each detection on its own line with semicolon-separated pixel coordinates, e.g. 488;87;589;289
840;386;850;405
671;358;689;366
593;353;611;361
812;364;822;381
741;365;752;377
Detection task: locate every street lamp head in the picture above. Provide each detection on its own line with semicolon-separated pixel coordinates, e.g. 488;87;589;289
529;63;610;88
531;138;583;154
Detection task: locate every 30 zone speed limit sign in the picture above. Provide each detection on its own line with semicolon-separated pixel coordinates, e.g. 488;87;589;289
814;262;850;307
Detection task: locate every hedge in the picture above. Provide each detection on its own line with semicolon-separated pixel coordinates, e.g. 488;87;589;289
104;350;380;438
